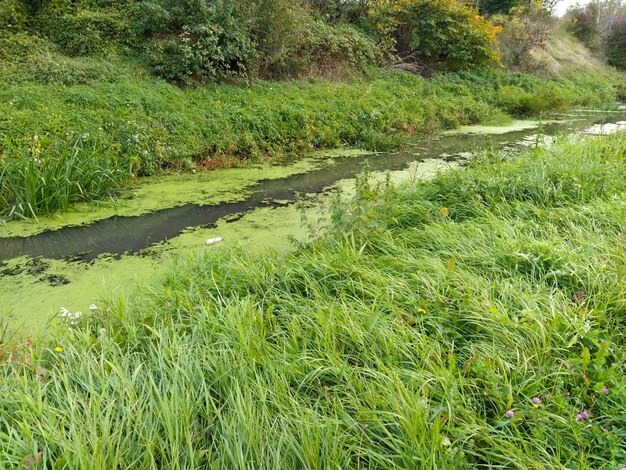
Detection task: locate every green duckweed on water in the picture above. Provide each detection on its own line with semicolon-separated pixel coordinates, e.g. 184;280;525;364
0;156;325;239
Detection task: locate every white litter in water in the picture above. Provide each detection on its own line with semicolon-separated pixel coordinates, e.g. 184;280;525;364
206;237;224;245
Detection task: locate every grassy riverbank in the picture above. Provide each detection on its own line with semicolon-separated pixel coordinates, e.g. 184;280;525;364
2;132;625;468
0;60;623;220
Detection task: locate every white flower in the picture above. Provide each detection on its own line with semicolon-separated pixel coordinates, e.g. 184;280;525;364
99;328;107;337
59;307;69;317
74;311;82;319
89;304;98;312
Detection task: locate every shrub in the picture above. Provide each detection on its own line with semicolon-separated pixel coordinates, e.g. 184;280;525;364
305;0;371;23
368;0;502;70
260;20;381;79
147;23;256;84
0;32;49;62
0;0;28;33
493;4;554;70
477;0;522;15
564;5;603;51
137;0;258;83
36;7;132;56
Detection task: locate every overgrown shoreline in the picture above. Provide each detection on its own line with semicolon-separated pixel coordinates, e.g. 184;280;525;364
1;132;625;468
0;64;623;221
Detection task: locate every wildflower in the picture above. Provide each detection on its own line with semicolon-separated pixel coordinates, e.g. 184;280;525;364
575;413;583;421
601;387;609;395
99;328;107;337
54;346;63;353
74;311;82;319
59;307;69;317
505;410;515;419
89;304;98;312
581;410;589;419
532;397;541;408
417;308;427;315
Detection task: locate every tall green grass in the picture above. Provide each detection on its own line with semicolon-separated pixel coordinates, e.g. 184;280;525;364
0;134;124;219
1;132;625;468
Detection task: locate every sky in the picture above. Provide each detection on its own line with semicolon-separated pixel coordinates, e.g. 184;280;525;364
554;0;594;16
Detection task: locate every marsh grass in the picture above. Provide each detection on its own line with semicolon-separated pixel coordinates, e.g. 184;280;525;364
1;133;626;468
0;134;124;219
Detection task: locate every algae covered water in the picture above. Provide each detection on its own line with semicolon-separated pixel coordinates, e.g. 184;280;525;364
1;112;625;331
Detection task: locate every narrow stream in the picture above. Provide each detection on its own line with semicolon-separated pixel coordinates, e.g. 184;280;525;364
2;111;625;263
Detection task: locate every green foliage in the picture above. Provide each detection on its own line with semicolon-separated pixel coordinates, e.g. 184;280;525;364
261;21;380;79
607;16;626;69
369;0;502;70
492;3;554;70
497;83;573;115
565;4;603;50
305;0;370;22
1;133;626;467
477;0;522;15
0;0;28;32
564;0;626;62
34;3;133;56
138;0;257;83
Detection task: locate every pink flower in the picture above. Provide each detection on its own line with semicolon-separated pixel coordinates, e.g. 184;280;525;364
532;397;541;408
506;410;515;419
576;410;590;421
601;387;609;395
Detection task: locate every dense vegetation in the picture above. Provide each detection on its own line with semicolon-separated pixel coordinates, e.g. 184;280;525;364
2;132;625;468
1;63;620;220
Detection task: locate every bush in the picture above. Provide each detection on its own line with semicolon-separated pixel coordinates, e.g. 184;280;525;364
260;20;381;79
147;22;257;84
493;4;554;70
564;5;603;51
136;0;258;83
0;0;28;33
477;0;523;15
0;32;49;62
139;0;379;83
36;7;132;56
368;0;502;71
